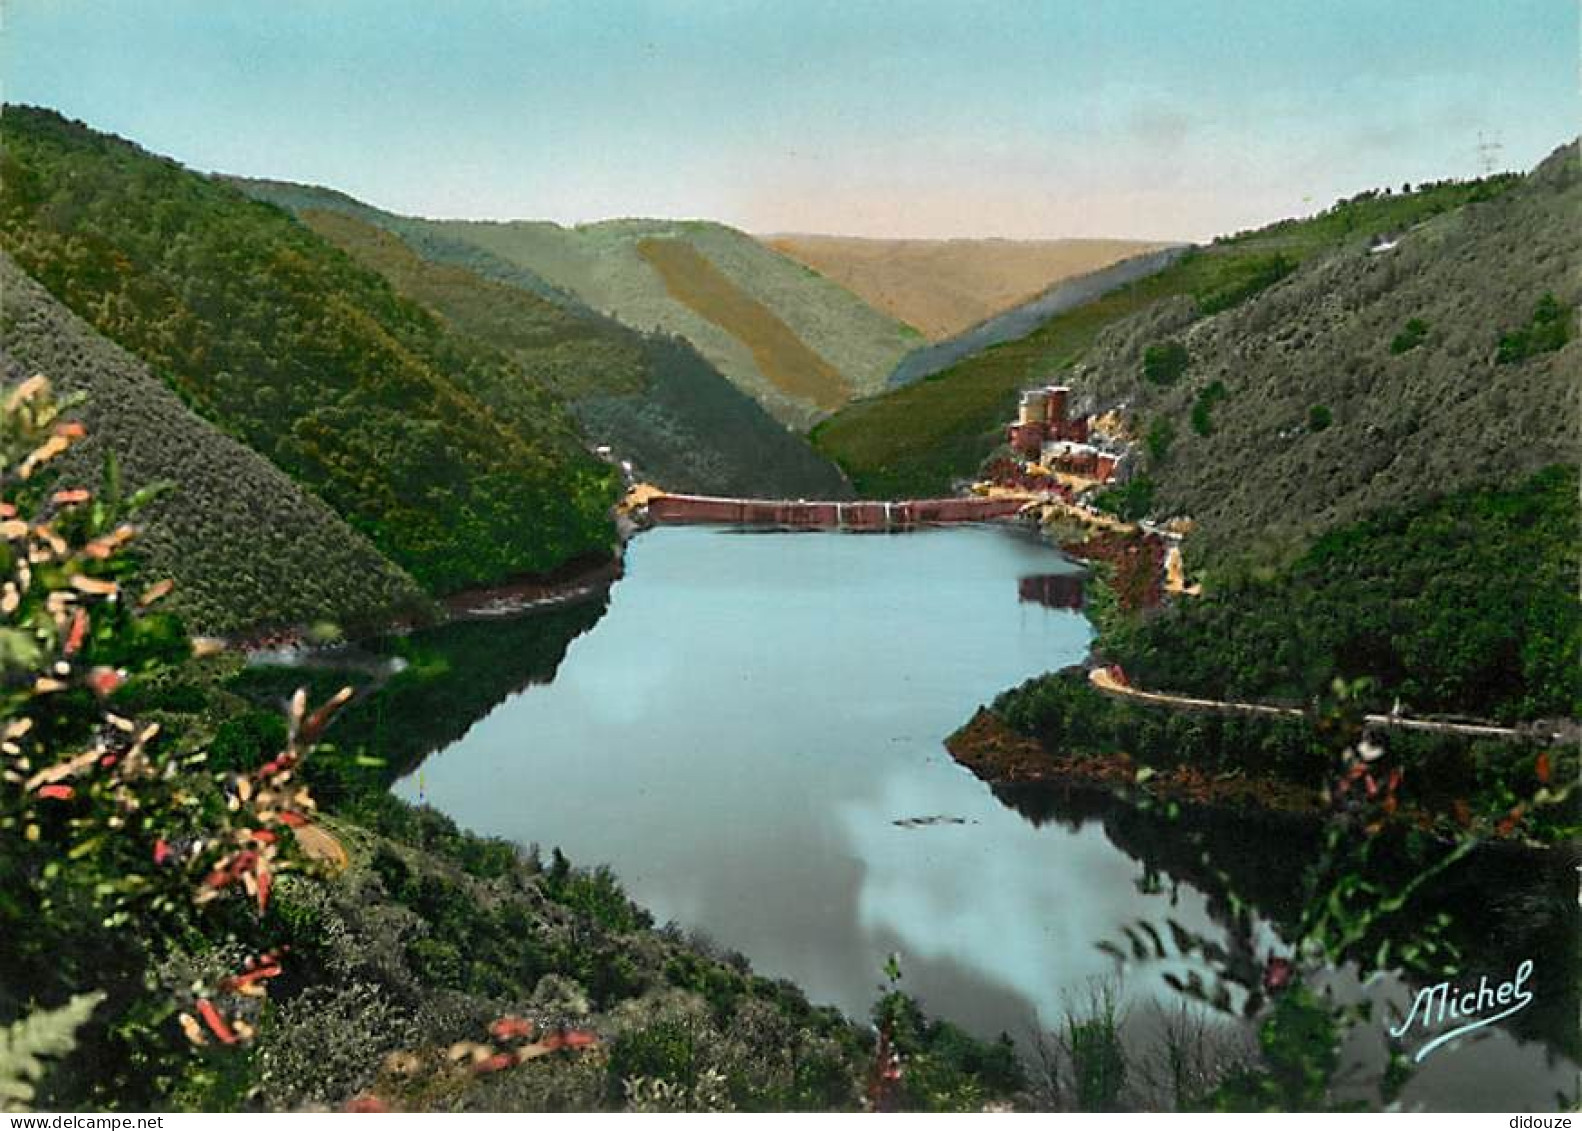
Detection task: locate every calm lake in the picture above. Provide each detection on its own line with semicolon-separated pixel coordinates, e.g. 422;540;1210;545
385;524;1576;1110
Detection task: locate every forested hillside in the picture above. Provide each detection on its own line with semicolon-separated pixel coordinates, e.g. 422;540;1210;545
421;218;920;429
812;168;1530;500
236;178;923;431
1063;142;1579;566
0;106;617;593
279;205;849;498
1103;466;1579;723
0;253;430;635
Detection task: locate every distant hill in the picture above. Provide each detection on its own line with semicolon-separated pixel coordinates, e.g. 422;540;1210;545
1065;141;1580;568
232;180;915;435
0;252;430;635
812;165;1532;501
0;105;617;594
765;235;1171;341
884;246;1188;388
419;218;921;429
281;206;850;498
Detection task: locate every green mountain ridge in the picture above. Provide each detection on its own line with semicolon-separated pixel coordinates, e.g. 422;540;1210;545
811;162;1538;505
0;105;618;595
230;182;851;498
0;251;430;635
1072;140;1580;567
229;177;921;431
419;215;921;429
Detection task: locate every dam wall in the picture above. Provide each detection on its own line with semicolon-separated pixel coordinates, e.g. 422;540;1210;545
645;493;1029;529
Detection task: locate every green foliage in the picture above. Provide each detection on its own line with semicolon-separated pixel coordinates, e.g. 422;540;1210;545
1142;340;1190;385
608;1019;700;1097
543;849;653;934
871;989;1024;1112
235;180;919;428
289;209;849;499
812;172;1516;497
1105;466;1580;724
1496;292;1571;364
1389;318;1429;354
1088;678;1570;1112
1195;254;1294;315
0;254;430;636
0;107;617;594
1189;381;1229;436
228;598;607;807
1090;476;1155;521
1;993;103;1112
1064;986;1127;1111
0;249;433;635
0;377;352;1109
1145;417;1176;463
1201;987;1338;1111
1306;404;1332;432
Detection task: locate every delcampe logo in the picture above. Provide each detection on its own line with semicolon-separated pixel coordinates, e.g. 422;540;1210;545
1389;958;1535;1063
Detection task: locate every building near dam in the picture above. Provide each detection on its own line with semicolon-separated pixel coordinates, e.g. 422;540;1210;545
1004;384;1127;484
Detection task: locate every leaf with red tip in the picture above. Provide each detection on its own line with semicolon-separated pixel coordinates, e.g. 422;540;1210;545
196;999;238;1045
86;667;123;698
489;1016;535;1042
471;1052;516;1074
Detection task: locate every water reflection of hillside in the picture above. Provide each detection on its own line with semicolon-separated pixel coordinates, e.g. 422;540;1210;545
333;598;610;788
991;781;1581;1067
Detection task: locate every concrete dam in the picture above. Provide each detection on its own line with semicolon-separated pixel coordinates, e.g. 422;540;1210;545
643;492;1031;530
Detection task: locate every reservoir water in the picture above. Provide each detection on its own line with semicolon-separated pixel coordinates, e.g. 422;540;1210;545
387;524;1576;1109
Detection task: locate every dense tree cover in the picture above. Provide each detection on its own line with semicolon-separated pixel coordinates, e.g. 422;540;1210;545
290;210;850;499
1064;143;1577;566
1144;417;1175;463
1188;381;1228;436
1194;254;1293;315
993;666;1572;842
1389;317;1429;354
0;255;430;635
1102;467;1579;723
0;107;617;593
0;385;1018;1113
811;171;1525;498
233;180;919;431
1141;340;1190;385
1089;477;1156;523
1496;292;1571;364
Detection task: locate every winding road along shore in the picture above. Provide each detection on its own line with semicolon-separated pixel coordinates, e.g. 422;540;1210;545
1088;667;1568;742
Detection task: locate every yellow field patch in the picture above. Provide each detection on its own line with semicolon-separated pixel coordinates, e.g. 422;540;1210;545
766;235;1169;341
637;237;851;412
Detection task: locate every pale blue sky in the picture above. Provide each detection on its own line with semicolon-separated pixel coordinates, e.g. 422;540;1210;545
3;1;1575;239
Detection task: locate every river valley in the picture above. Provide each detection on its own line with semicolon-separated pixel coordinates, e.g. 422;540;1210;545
370;524;1577;1110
